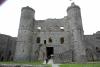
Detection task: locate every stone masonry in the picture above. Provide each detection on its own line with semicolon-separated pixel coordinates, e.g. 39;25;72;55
14;2;87;63
0;2;100;63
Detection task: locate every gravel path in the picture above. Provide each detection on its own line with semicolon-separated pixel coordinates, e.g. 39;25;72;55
52;64;59;67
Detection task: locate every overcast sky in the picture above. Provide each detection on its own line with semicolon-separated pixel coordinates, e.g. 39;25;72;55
0;0;100;37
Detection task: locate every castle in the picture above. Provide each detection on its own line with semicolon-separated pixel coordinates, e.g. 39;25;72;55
0;2;100;63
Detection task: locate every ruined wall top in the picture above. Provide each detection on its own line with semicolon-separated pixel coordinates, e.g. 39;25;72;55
67;2;80;12
21;6;35;12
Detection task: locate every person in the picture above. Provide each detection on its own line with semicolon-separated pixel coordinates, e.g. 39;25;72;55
46;57;48;64
43;56;48;64
47;54;54;64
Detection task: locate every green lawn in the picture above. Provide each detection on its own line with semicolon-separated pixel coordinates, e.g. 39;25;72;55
0;61;100;67
0;61;51;67
60;64;100;67
0;61;43;65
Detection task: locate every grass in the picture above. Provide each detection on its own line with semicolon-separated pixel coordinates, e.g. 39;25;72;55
0;61;51;67
0;61;43;65
60;64;100;67
0;61;100;67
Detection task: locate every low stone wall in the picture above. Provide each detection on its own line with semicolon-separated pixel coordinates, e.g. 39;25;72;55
0;64;50;67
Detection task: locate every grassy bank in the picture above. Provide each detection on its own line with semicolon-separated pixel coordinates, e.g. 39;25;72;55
60;64;100;67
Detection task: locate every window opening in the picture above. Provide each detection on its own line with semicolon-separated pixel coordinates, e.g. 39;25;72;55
96;47;100;53
96;37;100;39
49;38;52;43
60;37;64;44
37;37;40;43
37;27;41;30
44;40;46;44
60;27;64;31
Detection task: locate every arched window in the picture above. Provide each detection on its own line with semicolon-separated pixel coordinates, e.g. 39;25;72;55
49;38;52;43
60;37;64;44
37;37;40;43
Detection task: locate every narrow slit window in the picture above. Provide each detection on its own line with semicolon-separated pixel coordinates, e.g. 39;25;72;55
37;37;40;43
49;38;52;43
60;37;64;44
44;40;46;44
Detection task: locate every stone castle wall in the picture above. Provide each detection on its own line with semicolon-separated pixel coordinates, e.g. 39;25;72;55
0;34;16;61
0;2;100;63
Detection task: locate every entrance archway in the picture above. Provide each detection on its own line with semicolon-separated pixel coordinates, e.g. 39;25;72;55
46;47;54;59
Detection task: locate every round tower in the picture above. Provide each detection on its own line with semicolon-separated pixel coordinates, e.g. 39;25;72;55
67;3;87;62
67;2;83;31
14;6;35;61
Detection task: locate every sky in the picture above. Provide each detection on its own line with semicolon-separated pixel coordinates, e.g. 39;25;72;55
0;0;100;37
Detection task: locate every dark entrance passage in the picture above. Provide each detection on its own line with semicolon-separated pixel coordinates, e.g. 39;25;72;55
46;47;54;59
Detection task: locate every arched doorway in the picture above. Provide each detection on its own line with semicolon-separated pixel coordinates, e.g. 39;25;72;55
46;47;54;59
0;56;4;61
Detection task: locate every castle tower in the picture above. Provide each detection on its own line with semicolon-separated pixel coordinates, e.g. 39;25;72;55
67;3;87;62
14;6;35;61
